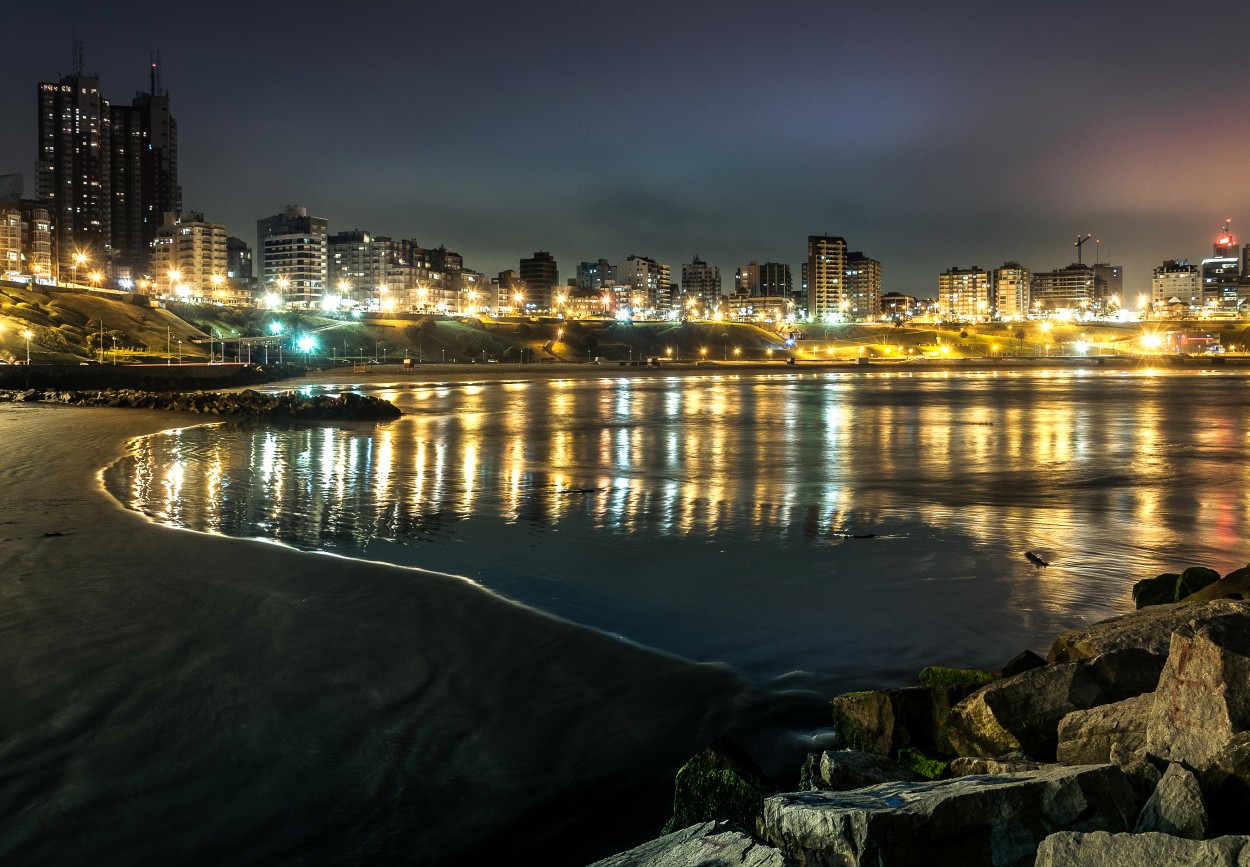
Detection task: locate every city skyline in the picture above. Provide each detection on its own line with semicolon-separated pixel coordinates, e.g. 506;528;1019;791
3;2;1250;294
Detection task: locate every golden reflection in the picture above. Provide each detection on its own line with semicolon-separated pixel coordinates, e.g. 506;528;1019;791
106;372;1250;624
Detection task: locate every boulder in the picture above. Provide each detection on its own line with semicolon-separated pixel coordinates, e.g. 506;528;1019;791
1134;762;1210;839
590;820;793;867
1133;572;1182;609
663;738;774;836
1146;612;1250;774
762;764;1136;867
830;683;979;756
1185;565;1250;603
1048;599;1250;663
1057;693;1155;765
948;754;1042;777
803;750;923;792
1001;650;1047;678
947;662;1103;760
1108;742;1164;807
1134;567;1221;610
1200;732;1250;834
1035;831;1250;866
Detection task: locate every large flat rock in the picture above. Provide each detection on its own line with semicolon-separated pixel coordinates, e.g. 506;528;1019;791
590;821;792;867
1035;831;1250;866
762;764;1135;867
1048;600;1250;663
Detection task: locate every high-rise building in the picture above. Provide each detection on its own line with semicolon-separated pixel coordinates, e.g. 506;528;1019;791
577;259;614;291
844;252;882;319
1151;259;1200;307
109;63;180;280
0;177;55;284
735;261;760;296
1202;223;1241;308
226;237;253;284
257;205;328;308
38;52;180;282
680;255;721;314
937;266;991;320
806;234;847;320
329;230;410;310
992;262;1031;319
519;250;559;309
1031;264;1094;313
1092;263;1123;312
759;262;794;302
149;210;229;301
38;69;111;278
615;255;670;313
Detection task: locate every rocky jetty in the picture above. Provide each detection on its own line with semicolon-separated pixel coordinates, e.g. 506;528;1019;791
596;565;1250;867
0;387;402;420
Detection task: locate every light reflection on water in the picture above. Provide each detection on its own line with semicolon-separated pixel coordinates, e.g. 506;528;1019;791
105;370;1250;690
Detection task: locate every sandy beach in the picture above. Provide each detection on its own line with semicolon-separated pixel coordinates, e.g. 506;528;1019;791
0;400;810;865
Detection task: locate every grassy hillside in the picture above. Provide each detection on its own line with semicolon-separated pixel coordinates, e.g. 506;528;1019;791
3;282;1242;366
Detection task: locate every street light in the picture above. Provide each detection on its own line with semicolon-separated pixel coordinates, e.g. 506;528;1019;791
72;252;87;286
23;329;31;364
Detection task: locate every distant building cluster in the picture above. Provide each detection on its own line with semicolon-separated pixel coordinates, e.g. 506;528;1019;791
3;45;1249;325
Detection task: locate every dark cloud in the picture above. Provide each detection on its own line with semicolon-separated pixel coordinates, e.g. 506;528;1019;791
3;0;1249;294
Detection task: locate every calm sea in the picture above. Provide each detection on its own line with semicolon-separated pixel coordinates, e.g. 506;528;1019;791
105;368;1250;694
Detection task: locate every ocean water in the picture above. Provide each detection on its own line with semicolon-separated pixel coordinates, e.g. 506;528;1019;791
105;368;1250;694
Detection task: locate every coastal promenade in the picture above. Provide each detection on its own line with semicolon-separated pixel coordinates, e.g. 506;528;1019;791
0;402;783;865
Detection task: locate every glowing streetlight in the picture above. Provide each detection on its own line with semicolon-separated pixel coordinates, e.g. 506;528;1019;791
211;274;225;300
22;329;32;364
72;252;87;286
88;271;102;288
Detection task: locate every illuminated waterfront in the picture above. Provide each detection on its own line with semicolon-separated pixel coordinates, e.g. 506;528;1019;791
106;368;1250;691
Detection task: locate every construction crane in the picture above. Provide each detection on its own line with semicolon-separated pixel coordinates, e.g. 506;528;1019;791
1074;233;1092;265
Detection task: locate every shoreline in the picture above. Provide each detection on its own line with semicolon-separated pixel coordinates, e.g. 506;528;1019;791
0;402;811;865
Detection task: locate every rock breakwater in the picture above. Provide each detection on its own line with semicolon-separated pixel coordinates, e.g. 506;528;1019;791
596;583;1250;866
0;387;402;420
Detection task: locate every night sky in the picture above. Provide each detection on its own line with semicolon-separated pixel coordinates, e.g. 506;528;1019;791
3;1;1248;296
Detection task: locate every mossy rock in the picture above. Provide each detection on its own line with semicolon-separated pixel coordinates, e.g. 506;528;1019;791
1177;566;1220;600
896;747;950;781
1132;573;1181;609
662;737;774;835
1133;567;1221;609
918;666;1000;688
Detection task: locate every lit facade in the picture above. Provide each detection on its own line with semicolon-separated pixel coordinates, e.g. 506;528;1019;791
1031;264;1094;313
1151;259;1200;307
937;266;991;320
1201;224;1242;308
38;74;111;277
680;255;721;314
806;234;847;320
0;196;54;283
615;255;670;313
992;262;1031;319
150;211;230;301
844;252;882;319
257;205;328;307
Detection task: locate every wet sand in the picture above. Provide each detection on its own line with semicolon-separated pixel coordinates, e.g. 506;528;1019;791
0;403;814;865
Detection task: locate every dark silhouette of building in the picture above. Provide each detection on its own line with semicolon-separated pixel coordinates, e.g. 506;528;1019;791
110;60;180;279
520;250;559;309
